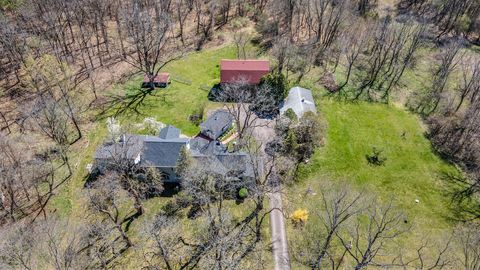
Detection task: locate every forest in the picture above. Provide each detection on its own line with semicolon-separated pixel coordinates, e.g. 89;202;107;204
0;0;480;269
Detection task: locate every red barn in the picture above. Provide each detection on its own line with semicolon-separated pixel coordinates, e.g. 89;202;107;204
220;60;269;85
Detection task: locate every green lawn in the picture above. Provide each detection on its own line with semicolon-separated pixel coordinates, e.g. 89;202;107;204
114;46;237;136
286;98;460;268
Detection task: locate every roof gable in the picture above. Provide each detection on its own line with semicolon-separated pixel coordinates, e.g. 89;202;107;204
280;87;317;117
200;110;233;140
159;125;180;139
94;134;144;160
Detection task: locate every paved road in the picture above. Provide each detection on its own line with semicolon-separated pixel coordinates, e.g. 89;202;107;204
269;188;291;270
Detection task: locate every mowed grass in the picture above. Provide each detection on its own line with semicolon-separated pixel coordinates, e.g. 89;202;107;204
115;46;237;136
285;98;460;267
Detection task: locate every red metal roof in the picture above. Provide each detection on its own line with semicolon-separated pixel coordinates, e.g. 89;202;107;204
143;73;170;83
220;60;269;71
220;60;269;84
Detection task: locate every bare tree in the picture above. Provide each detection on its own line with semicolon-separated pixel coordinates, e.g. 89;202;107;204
0;133;72;224
351;19;425;102
413;42;461;115
86;173;135;251
193;0;217;50
336;24;368;92
337;200;409;270
0;217;92;270
456;222;480;270
141;144;275;269
292;186;364;269
214;79;264;144
454;56;480;112
233;30;252;60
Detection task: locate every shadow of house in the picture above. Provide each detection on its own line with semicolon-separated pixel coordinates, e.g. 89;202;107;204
207;83;223;101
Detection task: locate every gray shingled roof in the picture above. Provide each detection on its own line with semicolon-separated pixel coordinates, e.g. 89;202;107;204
190;135;227;155
280;87;317;118
192;152;254;178
141;137;189;167
200;110;233;140
159;125;180;139
94;134;144;160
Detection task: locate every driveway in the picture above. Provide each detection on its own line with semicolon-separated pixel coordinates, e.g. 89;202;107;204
269;186;291;270
242;110;291;270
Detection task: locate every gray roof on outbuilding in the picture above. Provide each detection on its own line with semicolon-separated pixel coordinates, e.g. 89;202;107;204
159;125;180;139
200;110;233;140
280;87;317;118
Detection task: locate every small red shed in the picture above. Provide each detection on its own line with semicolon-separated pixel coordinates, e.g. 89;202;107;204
142;73;170;88
220;60;269;85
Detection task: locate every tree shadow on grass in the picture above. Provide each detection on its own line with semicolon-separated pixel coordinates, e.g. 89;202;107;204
96;86;174;120
440;170;480;222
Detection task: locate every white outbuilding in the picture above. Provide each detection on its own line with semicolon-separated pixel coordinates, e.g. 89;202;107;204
280;86;317;118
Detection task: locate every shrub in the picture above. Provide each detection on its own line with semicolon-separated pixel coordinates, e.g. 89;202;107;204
162;201;179;216
230;17;249;29
291;209;309;226
366;147;387;166
238;187;249;199
189;103;206;126
284;108;298;122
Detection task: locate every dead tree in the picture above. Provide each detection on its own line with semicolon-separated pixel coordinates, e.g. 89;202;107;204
121;0;181;80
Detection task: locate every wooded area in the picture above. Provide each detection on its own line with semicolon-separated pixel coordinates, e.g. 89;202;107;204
1;0;480;269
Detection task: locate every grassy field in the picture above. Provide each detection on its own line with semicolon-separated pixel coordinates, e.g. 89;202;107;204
285;98;461;268
114;45;239;136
